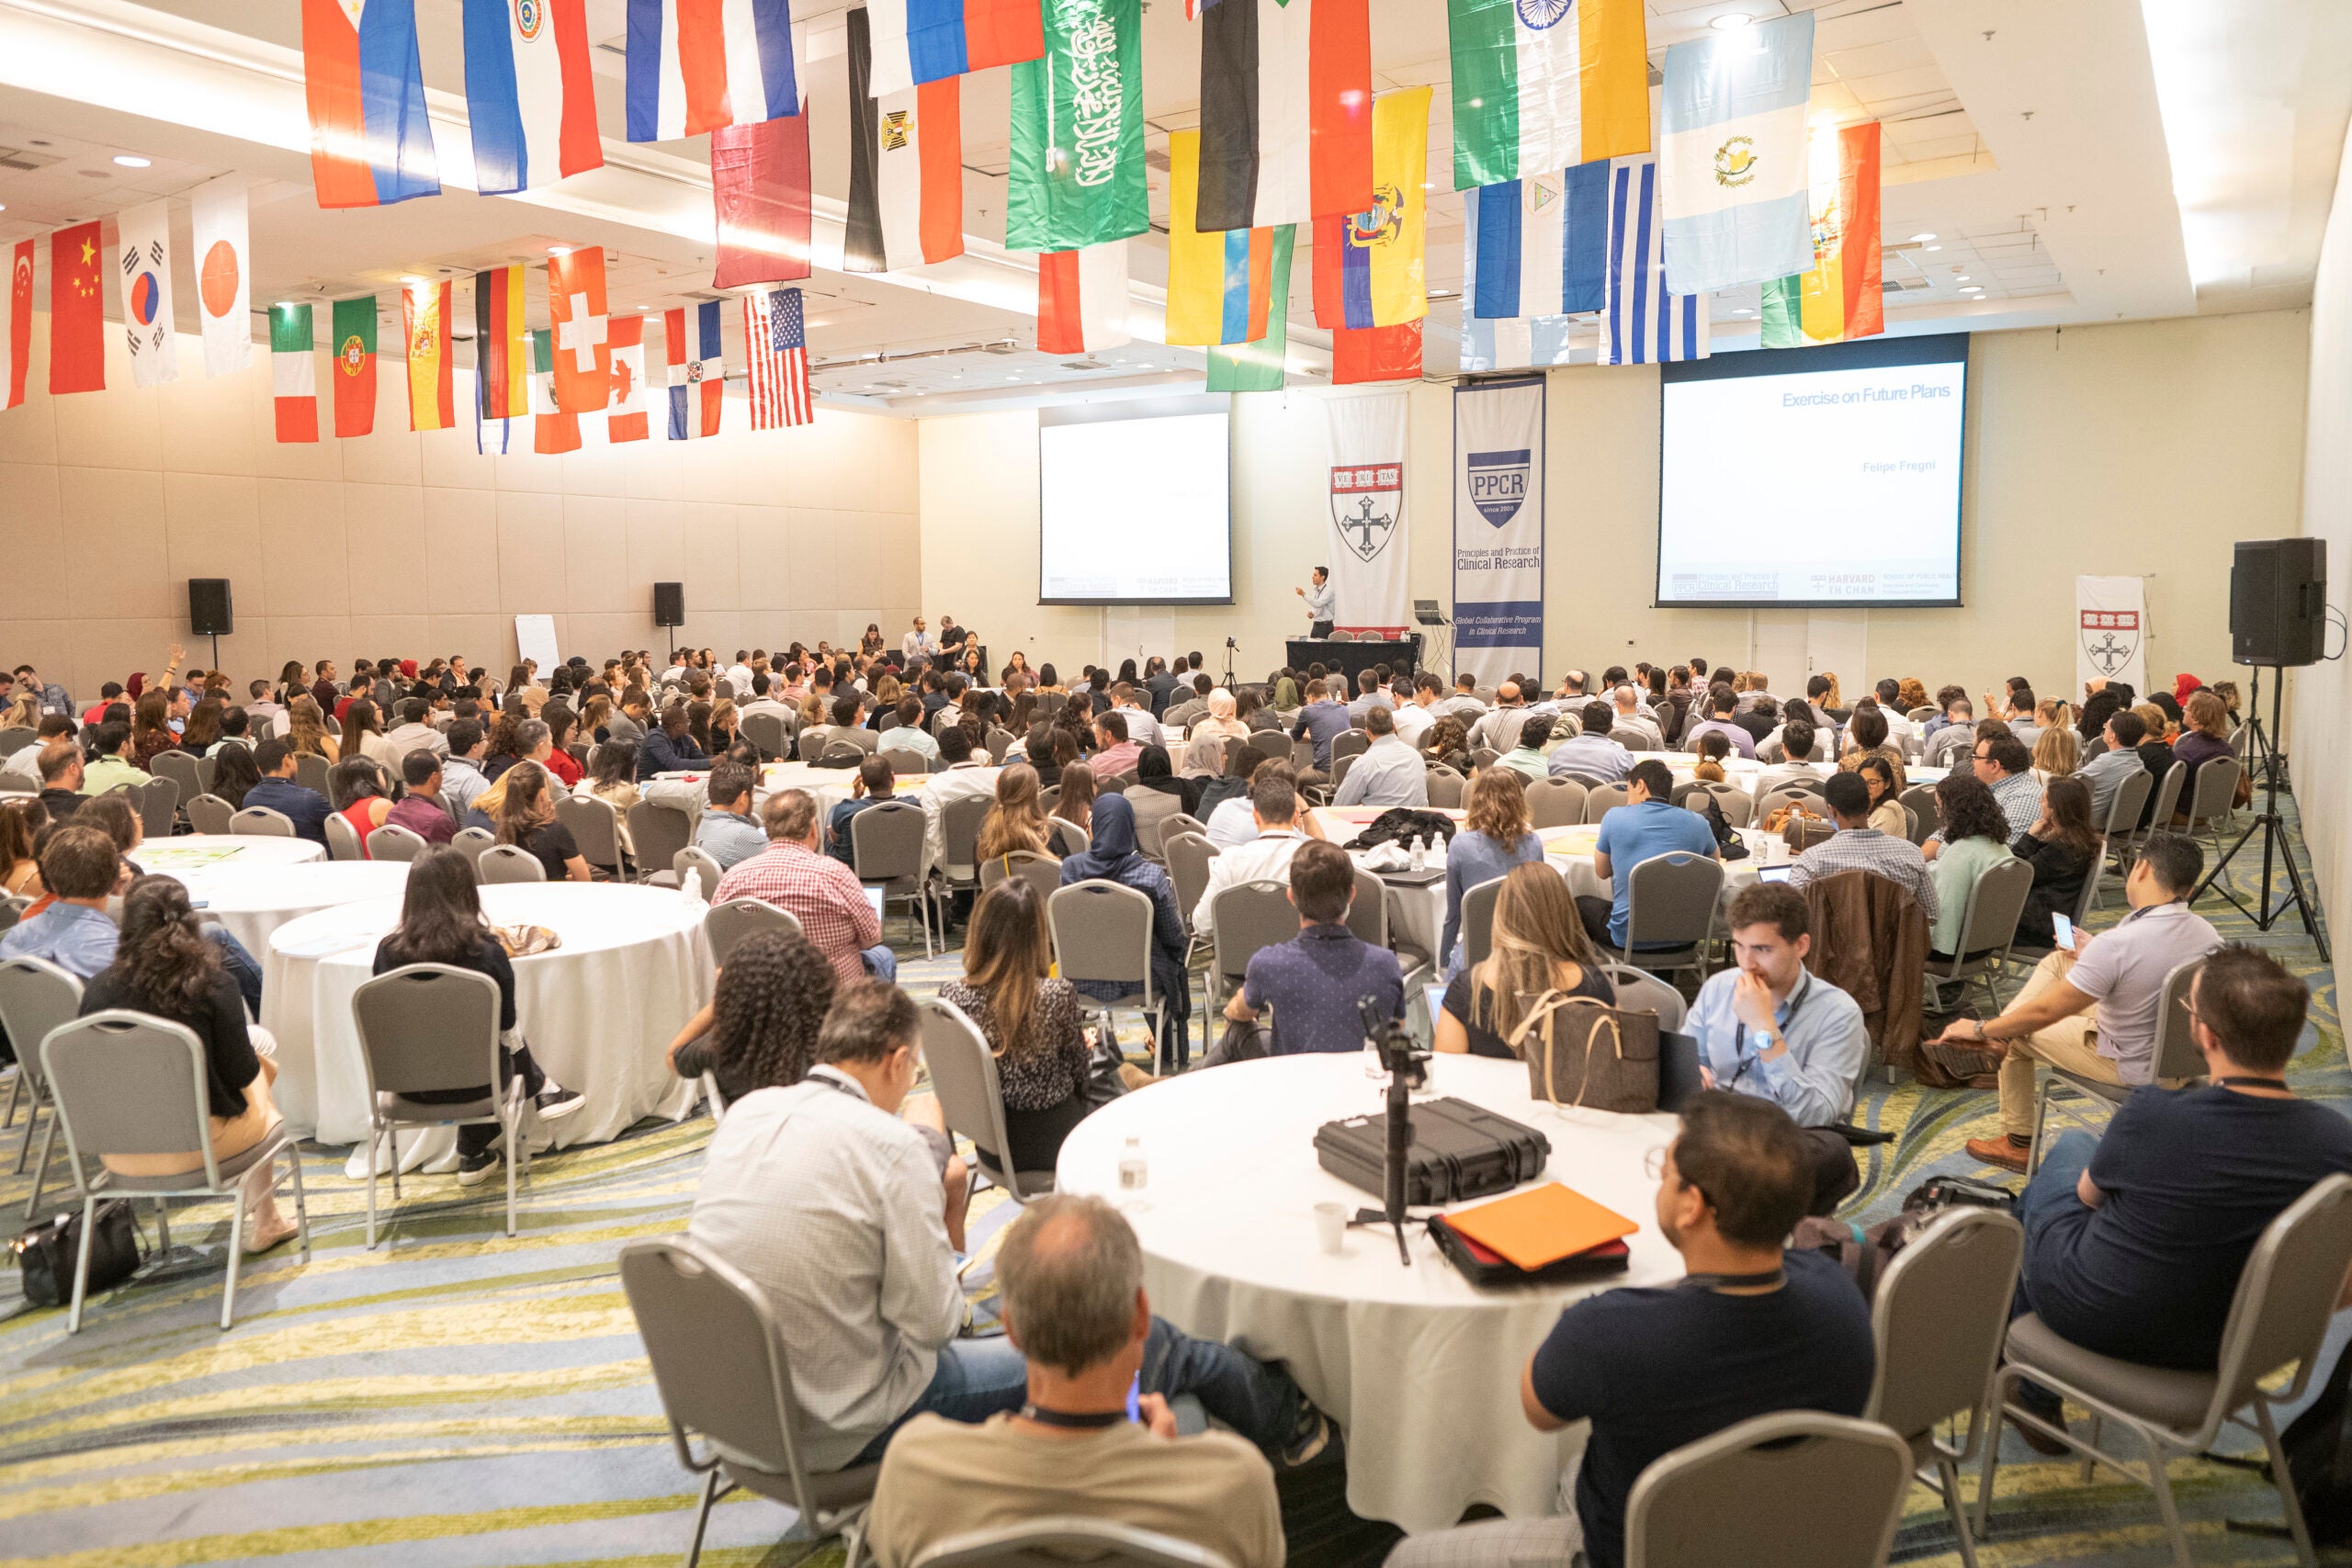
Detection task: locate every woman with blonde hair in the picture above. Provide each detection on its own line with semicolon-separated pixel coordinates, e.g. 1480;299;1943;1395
2132;700;2177;743
1436;863;1613;1058
1;692;37;732
1442;767;1545;973
2030;723;2080;784
287;695;334;761
978;761;1056;863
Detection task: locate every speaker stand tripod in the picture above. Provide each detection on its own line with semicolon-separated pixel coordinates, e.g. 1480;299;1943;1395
206;634;220;673
2193;663;2329;962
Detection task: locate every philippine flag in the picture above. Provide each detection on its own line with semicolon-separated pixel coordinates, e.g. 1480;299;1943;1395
462;0;604;194
301;0;441;209
626;0;799;143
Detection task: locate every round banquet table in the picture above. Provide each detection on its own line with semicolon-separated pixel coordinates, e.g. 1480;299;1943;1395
173;860;413;969
1057;1053;1680;1532
135;834;325;879
261;882;712;1161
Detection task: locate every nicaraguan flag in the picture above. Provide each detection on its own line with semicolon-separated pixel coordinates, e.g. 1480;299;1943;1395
1658;10;1814;295
1467;159;1614;321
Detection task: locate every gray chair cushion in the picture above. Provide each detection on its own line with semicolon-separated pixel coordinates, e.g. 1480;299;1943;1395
100;1128;287;1193
2049;1068;2133;1108
723;1457;880;1513
378;1091;502;1123
2005;1313;2218;1431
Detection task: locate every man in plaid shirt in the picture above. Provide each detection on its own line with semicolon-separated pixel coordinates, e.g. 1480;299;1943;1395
1924;730;2042;861
1784;772;1939;921
716;788;897;982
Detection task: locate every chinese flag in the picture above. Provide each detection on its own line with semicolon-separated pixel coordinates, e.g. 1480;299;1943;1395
49;221;105;394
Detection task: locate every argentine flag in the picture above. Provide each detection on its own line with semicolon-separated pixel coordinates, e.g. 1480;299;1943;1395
1658;11;1814;296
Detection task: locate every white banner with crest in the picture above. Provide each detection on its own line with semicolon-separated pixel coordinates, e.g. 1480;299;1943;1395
2075;575;2150;696
1324;390;1410;638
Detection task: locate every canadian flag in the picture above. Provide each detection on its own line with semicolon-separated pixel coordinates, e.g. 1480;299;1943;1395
608;314;649;443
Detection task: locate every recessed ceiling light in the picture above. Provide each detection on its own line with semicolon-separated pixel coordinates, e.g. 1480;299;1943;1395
1955;275;1971;282
1908;232;1937;243
112;154;151;168
548;245;571;255
1732;308;1753;316
399;274;425;284
1710;12;1753;28
1924;244;1941;252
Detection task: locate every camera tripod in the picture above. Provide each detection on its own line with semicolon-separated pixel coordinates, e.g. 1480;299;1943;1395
2192;663;2329;962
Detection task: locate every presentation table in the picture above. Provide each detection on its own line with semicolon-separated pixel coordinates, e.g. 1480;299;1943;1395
1056;1053;1680;1532
1286;637;1420;684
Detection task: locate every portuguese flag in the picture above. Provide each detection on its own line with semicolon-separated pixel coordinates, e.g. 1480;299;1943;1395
332;294;378;437
269;303;318;443
1760;122;1883;349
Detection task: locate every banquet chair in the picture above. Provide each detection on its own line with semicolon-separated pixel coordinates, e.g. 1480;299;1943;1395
2119;762;2188;866
295;753;331;796
985;728;1015;764
1524;776;1586;829
1977;1175;2352;1568
150;750;202;805
1204;881;1299;1033
1595;963;1686;1032
619;1236;880;1568
706;898;801;967
366;823;429;863
1908;706;1937;724
1866;1206;2024;1568
1922;858;2035;1016
1581;784;1630;824
628;800;694;886
1619;732;1657;753
1609;853;1724;987
185;794;234;836
1330;730;1370;764
136;776;178;840
911;1518;1234;1568
0;727;35;758
1161;831;1217;931
1035;693;1067;719
2098;770;2156;891
42;1010;311;1330
980;850;1065;908
1424;765;1464;809
880;748;929;776
797;729;825;761
940;796;990;892
1672;780;1750;829
1049;881;1172;1073
450;827;495;869
230;806;295;838
556;795;624;878
740;712;789;762
1326;755;1357;795
918;996;1052;1201
1623;1411;1911;1568
1898;784;1940;846
1469;748;1499;770
324;813;364;863
673;847;724;901
478;845;547;884
821;741;869;767
1222;736;1246;772
0;956;82;1219
1160;812;1206;847
1461;875;1506;968
1050;818;1090;858
1348;864;1434;1008
2025;957;2201;1178
853;800;935;957
1756;788;1824;825
352;964;530;1247
2181;757;2244;856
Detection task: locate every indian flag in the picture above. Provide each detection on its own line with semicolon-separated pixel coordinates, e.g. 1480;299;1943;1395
1446;0;1648;190
269;303;318;444
1759;120;1883;348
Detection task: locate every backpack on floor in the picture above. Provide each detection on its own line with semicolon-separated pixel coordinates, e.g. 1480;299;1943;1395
2276;1337;2352;1546
1790;1175;2015;1304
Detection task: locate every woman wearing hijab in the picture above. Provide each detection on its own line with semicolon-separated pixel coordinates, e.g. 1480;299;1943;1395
1193;687;1250;744
1193;744;1264;825
1179;733;1227;788
1057;794;1192;1067
1271;671;1302;716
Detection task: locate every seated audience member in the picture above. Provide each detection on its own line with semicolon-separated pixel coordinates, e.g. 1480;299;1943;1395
635;703;707;780
0;826;120;976
1162;673;1214;732
1925;773;2017;961
867;1195;1299;1568
826;756;898;867
1287;679;1352;774
2078;707;2153;820
693;759;765;872
940;880;1125;1171
922;724;997;817
1389;1092;1873;1568
1926;730;2040;857
384;751;458;846
717;788;895;983
1059;795;1190;1065
1192;744;1262;828
1756;722;1823;795
1052;761;1099;847
371;847;581;1182
1469;683;1532;755
383;698;447;761
4;716;77;790
1438;863;1612;1059
1193;777;1311;936
439;720;493;829
0;797;40;898
1783;772;1938;919
493;765;592;882
1344;668;1394;724
1927;831;2222;1173
1193;685;1250;745
1579;760;1716;955
2030;723;2080;785
1127;745;1198;843
1843;753;1904;839
209;742;262;812
1688;729;1732;784
81;721;152;795
1494;713;1553;780
1681;687;1757;760
1444;767;1544;972
329;756;395;852
1202;756;1288;849
978;761;1055;864
1334;705;1428;808
1685;883;1869;1213
1549;703;1634;783
1420;715;1473;776
1923;699;1980;767
2013;774;2098;950
884;697;940;760
245;739;334;846
1222;840;1403;1056
1090;712;1143;779
668;929;835;1104
36;743;87;824
2171;688;2236;788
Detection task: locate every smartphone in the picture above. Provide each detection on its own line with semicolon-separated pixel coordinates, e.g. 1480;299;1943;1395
2052;912;2075;951
1125;1372;1141;1424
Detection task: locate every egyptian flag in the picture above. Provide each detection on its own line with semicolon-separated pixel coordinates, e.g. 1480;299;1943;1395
608;314;650;443
1194;0;1371;231
401;277;456;432
269;304;320;443
474;264;529;421
1035;243;1131;354
332;295;379;437
845;6;963;273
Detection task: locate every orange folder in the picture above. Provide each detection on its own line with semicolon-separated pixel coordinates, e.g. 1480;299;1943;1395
1444;1182;1639;1271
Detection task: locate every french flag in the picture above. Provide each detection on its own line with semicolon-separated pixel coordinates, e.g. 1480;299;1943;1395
300;0;441;209
462;0;604;193
861;0;1043;96
627;0;799;143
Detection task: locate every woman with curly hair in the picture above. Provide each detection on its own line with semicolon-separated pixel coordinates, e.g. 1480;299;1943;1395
481;709;526;782
1419;715;1470;775
1928;773;2018;961
1896;677;1929;714
667;929;838;1103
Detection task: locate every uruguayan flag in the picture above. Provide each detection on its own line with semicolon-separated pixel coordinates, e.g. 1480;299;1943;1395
1659;11;1815;295
1600;157;1711;365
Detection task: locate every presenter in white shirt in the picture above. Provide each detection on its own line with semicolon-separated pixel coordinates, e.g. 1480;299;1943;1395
1295;567;1336;638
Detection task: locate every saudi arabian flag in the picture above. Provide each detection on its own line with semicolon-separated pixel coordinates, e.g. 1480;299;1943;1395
1207;224;1295;393
269;302;318;444
1006;0;1146;252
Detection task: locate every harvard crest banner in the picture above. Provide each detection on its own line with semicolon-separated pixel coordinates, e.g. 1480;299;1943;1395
2076;575;2150;697
1324;390;1409;638
1453;378;1544;685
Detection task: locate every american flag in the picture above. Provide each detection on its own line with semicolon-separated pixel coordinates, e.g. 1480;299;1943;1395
744;287;813;429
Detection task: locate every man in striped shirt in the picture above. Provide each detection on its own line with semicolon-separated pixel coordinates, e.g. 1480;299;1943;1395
715;788;895;982
1784;773;1938;921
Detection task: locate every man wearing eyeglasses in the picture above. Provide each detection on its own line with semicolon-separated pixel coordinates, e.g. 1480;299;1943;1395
1921;729;2041;862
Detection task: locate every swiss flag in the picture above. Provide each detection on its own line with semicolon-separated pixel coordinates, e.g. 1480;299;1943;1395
547;245;611;415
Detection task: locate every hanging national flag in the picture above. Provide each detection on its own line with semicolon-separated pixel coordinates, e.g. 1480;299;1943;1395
1035;243;1131;354
1599;156;1709;365
1195;0;1371;231
608;314;650;442
1458;186;1573;372
1329;319;1420;384
332;295;379;437
1007;0;1146;251
1165;131;1279;346
49;221;104;395
473;263;530;421
1312;86;1430;332
1466;159;1611;321
401;277;456;432
1206;224;1295;392
301;0;441;208
1760;120;1883;348
462;0;604;193
1660;11;1814;296
666;301;724;438
863;0;1043;96
531;328;582;455
0;240;29;411
189;175;251;378
744;288;813;430
626;0;798;142
1446;0;1646;190
548;246;612;414
116;202;177;389
846;7;963;274
473;367;515;454
711;111;812;288
269;304;319;444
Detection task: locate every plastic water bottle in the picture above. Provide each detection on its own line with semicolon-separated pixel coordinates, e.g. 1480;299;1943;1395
1118;1136;1148;1191
681;866;704;907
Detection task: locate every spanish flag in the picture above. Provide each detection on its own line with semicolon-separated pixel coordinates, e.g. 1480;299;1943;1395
1312;86;1430;332
401;277;456;433
1759;121;1883;348
1164;130;1281;346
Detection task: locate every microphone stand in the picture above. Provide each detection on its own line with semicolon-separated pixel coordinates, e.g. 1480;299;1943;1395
1354;995;1429;1267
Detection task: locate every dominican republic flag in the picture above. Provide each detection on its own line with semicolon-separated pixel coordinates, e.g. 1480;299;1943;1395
862;0;1042;97
608;315;650;443
627;0;798;142
845;6;964;273
548;246;612;414
1194;0;1371;231
1467;159;1611;321
744;288;812;430
667;301;723;438
1598;156;1709;366
462;0;604;193
301;0;441;208
1035;243;1131;354
269;304;319;443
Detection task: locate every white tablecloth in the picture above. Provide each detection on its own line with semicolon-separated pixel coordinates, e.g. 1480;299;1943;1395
1057;1053;1680;1532
136;834;324;880
175;860;413;966
262;882;711;1150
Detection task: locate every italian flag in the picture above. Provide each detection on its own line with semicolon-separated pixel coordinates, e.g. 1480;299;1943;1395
1036;243;1132;354
1760;121;1883;348
269;302;318;443
1446;0;1648;189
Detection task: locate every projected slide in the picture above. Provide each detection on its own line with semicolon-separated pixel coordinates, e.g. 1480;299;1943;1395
1039;398;1233;604
1657;334;1969;607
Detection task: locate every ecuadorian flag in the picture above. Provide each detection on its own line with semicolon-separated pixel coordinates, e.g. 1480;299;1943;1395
301;0;442;209
1312;86;1430;332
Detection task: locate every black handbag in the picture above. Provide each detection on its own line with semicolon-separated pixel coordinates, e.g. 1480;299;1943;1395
14;1199;144;1309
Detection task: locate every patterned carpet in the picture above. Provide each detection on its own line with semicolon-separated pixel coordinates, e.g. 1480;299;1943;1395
1;793;2341;1568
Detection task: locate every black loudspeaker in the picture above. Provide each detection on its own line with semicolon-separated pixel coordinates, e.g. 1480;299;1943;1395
2230;538;2326;667
653;581;685;628
188;579;234;636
